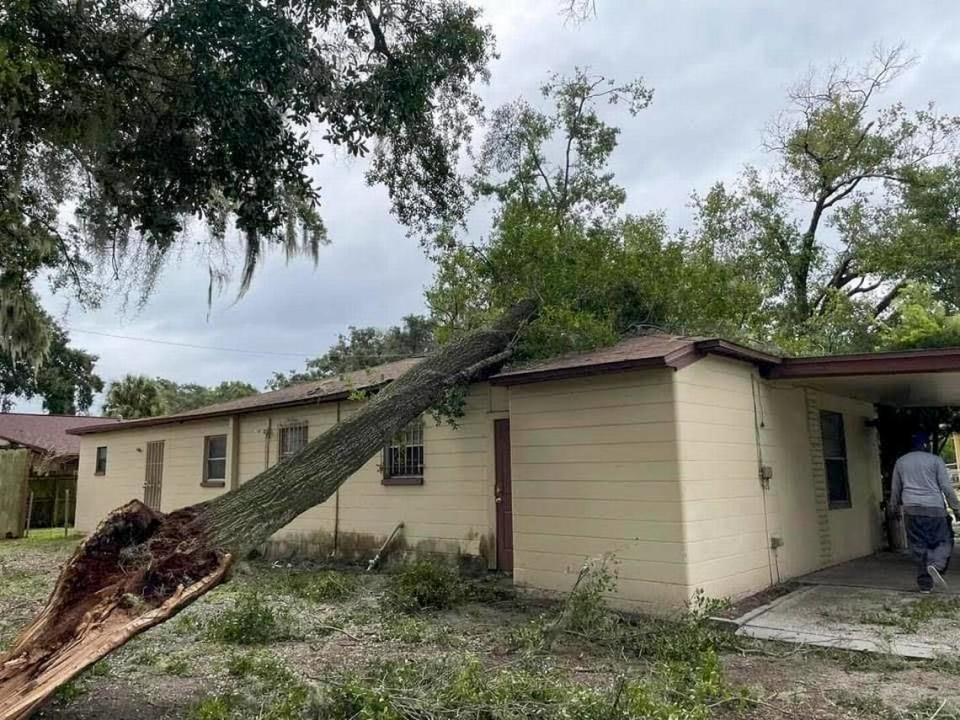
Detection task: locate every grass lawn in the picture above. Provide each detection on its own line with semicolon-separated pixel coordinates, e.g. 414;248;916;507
1;535;959;719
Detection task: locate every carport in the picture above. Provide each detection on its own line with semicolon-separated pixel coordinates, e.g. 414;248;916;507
734;347;960;658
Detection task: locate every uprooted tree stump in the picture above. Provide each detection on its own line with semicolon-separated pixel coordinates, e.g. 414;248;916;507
0;300;536;719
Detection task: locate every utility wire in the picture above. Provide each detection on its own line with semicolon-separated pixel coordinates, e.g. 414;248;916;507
65;327;429;361
66;328;315;358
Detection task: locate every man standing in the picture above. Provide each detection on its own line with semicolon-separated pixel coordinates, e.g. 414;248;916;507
890;432;959;592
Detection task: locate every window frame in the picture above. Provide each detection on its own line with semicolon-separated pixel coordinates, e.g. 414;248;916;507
382;419;424;486
819;410;852;510
202;434;228;487
278;422;309;463
94;446;108;475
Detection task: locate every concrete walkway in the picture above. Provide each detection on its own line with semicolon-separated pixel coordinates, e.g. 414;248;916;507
733;552;960;658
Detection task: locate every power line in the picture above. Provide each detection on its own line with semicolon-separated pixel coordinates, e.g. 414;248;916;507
66;328;315;358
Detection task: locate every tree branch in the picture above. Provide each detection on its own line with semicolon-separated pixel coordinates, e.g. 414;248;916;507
873;281;907;317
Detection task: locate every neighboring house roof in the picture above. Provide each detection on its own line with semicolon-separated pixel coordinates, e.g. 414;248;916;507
67;358;423;435
0;413;121;456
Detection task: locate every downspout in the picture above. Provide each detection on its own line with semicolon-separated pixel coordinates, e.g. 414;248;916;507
333;401;341;557
751;374;778;586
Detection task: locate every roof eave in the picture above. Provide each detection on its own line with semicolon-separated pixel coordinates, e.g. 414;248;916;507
769;347;960;379
66;390;355;435
490;355;684;387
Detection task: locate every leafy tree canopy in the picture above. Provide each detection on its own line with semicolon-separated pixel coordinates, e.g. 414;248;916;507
1;0;493;366
0;319;102;413
103;375;259;418
156;379;258;414
428;69;766;359
693;45;960;353
268;315;436;390
431;50;960;362
102;374;166;419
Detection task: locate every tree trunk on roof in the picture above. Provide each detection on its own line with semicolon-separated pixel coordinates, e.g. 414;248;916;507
0;299;536;720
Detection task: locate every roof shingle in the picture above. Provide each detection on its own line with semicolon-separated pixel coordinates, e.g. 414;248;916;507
0;414;121;456
68;358;423;435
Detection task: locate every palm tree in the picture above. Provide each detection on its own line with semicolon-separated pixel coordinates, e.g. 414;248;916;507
102;375;167;419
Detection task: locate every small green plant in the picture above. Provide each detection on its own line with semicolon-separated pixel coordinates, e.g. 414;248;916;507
383;558;463;612
160;655;192;677
225;652;296;685
564;556;618;635
189;694;240;720
52;679;86;704
281;570;359;603
206;590;288;645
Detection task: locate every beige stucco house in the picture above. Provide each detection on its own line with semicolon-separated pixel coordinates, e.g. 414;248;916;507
70;337;960;610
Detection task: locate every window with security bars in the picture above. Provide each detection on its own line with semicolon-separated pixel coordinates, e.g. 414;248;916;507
278;422;308;462
819;410;851;509
383;420;424;485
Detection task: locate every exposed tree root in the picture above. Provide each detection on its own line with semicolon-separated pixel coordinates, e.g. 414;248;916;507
0;501;231;720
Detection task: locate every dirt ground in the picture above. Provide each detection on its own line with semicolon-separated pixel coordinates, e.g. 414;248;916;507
2;533;959;719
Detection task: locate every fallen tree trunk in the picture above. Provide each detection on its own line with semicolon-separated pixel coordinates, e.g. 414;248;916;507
0;300;535;720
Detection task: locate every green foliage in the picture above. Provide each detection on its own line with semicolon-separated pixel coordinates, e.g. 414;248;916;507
268;315;436;390
383;558;464;612
103;374;258;418
879;284;960;350
188;695;241;720
0;320;102;412
157;379;259;414
102;374;167;419
860;595;960;634
277;570;359;603
312;653;742;720
2;0;492;363
206;590;288;645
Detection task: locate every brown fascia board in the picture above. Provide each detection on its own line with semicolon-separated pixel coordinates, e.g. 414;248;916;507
692;339;783;367
769;346;960;379
66;391;354;435
490;344;704;387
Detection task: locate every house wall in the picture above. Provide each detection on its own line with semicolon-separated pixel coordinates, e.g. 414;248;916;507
76;385;499;561
671;355;883;601
76;417;233;531
507;369;688;610
259;386;497;559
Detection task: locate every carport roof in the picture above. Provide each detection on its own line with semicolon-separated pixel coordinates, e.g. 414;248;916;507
768;346;960;406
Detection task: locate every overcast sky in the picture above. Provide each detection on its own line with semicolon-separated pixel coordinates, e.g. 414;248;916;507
30;0;960;414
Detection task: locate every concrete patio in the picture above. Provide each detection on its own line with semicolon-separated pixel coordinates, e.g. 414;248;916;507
734;551;960;658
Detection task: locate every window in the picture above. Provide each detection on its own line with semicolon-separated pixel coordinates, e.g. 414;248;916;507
383;420;424;485
819;410;851;509
95;446;108;475
203;435;227;485
278;422;308;462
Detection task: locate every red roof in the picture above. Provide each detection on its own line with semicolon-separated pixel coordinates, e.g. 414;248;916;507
0;413;121;456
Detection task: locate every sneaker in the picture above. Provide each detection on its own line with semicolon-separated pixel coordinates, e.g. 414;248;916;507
928;565;949;590
921;589;933;594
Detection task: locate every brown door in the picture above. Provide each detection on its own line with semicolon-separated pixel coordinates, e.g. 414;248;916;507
144;440;165;510
494;419;513;573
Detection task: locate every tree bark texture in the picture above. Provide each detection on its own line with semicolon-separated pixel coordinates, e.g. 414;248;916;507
0;300;536;719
